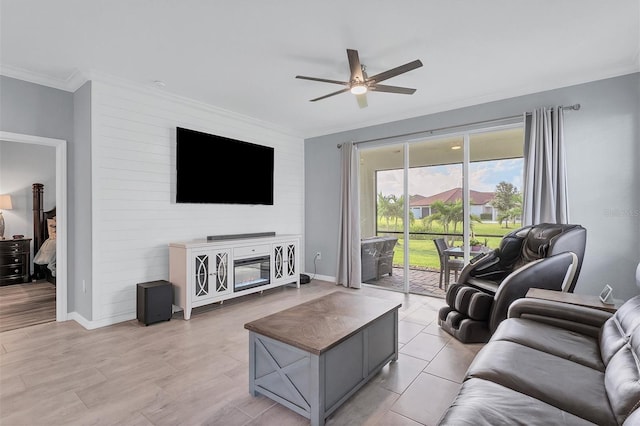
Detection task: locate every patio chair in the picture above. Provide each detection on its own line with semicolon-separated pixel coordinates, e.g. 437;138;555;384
376;237;397;279
361;236;398;282
361;238;385;282
434;238;464;289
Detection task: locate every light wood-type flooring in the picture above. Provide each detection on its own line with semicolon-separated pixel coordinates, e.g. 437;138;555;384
0;281;56;333
0;280;484;425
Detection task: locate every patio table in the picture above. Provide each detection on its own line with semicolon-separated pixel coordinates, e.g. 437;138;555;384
443;246;489;287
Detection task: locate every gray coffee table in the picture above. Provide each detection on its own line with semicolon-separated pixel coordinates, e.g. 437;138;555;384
244;291;401;426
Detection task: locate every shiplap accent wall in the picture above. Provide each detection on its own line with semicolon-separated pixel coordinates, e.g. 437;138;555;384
90;79;304;324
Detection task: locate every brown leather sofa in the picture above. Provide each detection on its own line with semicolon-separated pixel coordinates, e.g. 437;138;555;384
438;294;640;425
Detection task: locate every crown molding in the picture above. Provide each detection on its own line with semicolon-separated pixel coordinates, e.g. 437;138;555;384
3;62;636;140
0;64;301;138
84;69;303;138
65;69;90;92
303;64;640;139
0;64;88;92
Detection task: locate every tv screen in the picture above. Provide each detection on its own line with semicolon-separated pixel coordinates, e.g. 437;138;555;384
176;127;274;205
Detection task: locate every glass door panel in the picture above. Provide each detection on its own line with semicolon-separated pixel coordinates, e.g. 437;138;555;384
359;143;406;292
407;136;463;296
467;127;525;258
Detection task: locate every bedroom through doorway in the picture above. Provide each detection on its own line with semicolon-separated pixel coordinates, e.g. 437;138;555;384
0;131;67;331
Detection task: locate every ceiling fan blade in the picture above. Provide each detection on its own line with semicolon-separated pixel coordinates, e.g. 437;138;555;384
369;84;417;95
356;93;368;108
309;87;351;102
367;59;423;84
347;49;365;82
296;75;349;86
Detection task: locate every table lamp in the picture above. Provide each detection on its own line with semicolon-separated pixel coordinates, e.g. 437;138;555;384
0;194;13;240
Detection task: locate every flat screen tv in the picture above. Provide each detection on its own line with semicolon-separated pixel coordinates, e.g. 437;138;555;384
176;127;274;205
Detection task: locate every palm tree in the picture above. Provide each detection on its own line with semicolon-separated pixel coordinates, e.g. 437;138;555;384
378;193;415;232
389;195;405;231
377;193;393;229
426;200;482;245
426;200;462;245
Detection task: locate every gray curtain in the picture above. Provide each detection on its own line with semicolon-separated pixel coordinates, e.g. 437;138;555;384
522;107;569;225
336;142;361;288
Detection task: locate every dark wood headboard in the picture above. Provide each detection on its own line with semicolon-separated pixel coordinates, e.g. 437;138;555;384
32;183;57;283
43;207;56;241
32;183;56;253
33;183;44;252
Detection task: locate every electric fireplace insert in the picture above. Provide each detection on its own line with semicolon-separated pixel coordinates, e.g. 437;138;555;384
234;255;270;292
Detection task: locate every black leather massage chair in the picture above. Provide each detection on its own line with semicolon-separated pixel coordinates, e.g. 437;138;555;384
438;223;587;343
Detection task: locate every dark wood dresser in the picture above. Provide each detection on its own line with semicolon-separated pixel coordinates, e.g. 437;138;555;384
0;238;32;286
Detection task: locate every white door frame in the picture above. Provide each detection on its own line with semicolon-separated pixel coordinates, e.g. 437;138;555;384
0;131;67;321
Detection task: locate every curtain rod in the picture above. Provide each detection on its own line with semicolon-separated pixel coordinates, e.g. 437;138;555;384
336;103;581;148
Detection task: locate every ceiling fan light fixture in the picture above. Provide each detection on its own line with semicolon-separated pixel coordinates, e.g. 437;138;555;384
296;49;422;106
350;84;367;95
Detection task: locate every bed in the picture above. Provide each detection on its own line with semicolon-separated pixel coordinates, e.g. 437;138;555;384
32;183;56;285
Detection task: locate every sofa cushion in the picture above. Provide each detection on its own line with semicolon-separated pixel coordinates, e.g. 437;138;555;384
438;378;596;426
466;340;616;425
491;318;604;371
600;296;640;365
604;325;640;424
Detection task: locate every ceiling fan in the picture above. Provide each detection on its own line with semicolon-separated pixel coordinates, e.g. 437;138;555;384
296;49;423;108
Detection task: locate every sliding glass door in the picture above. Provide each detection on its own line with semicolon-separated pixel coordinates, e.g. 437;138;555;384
467;128;525;257
406;136;463;295
359;143;407;292
358;123;524;297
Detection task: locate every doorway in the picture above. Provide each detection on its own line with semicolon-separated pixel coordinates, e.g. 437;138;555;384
0;131;67;324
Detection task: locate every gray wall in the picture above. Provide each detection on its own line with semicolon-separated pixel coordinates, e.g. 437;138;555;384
0;76;73;140
305;73;640;301
0;75;94;317
72;81;92;318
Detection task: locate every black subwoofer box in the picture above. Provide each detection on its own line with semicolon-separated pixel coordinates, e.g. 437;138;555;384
137;280;173;326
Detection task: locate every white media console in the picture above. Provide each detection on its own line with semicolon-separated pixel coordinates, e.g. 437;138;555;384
169;234;300;319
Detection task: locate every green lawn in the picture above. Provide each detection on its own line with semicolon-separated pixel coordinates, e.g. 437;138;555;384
376;219;520;270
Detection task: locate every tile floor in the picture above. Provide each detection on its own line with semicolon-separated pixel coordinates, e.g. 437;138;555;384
0;280;484;425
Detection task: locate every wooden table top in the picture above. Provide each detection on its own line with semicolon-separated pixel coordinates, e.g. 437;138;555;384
244;291;402;355
526;288;622;313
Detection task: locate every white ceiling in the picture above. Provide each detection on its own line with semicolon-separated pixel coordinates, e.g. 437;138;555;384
1;1;638;138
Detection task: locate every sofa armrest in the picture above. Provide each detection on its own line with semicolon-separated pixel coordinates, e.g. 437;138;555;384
507;298;612;338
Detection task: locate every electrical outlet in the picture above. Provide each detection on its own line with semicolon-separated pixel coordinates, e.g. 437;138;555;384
82;279;86;293
315;251;322;261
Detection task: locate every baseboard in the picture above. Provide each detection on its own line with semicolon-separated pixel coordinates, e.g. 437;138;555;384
67;312;91;329
304;273;335;283
68;276;337;330
68;311;136;330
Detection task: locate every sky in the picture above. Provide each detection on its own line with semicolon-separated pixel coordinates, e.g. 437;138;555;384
377;158;524;197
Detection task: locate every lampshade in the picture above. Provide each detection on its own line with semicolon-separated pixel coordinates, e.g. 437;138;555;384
0;194;12;210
